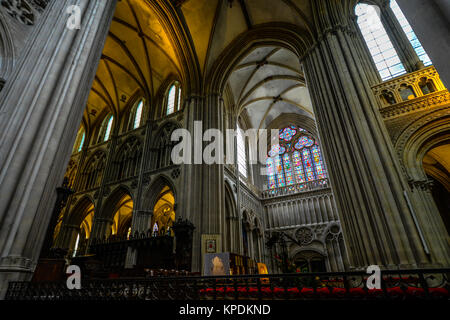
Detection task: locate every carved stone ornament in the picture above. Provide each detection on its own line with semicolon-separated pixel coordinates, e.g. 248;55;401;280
1;0;35;25
295;227;313;246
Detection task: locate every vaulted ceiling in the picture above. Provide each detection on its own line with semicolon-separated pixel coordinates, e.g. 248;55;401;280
84;0;181;130
227;46;313;130
83;0;316;132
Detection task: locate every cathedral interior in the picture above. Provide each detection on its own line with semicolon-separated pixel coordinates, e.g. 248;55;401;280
0;0;449;300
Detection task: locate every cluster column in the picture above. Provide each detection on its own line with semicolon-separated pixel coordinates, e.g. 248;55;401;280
303;0;447;269
178;94;226;272
0;0;117;296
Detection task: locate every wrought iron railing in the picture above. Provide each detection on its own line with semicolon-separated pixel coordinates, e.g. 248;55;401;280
6;268;449;300
262;179;330;199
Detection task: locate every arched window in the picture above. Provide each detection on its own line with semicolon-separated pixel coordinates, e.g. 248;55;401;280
166;82;182;115
355;3;406;81
73;127;85;153
97;114;114;143
128;99;144;131
237;124;248;178
267;126;327;189
390;0;432;67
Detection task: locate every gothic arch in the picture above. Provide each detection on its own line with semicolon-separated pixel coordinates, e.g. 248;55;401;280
99;185;134;221
79;150;107;190
396;108;450;181
150;120;182;170
205;23;313;96
66;196;95;227
110;135;143;182
266;113;317;137
154;74;183;119
143;174;177;212
121;89;147;132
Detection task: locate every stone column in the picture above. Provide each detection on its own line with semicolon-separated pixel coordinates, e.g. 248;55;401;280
302;0;447;270
0;0;117;296
378;0;425;72
178;94;225;272
408;180;450;265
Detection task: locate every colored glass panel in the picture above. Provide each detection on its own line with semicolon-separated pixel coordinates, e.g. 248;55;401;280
283;154;294;186
274;155;285;187
292;151;305;183
280;127;297;141
268;144;286;157
267;157;277;189
312;146;326;179
295;136;314;150
302;148;315;181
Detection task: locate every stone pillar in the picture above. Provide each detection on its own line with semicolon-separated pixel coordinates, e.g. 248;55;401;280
379;0;425;72
396;0;450;87
0;0;117;296
408;180;450;265
178;94;225;272
303;0;447;270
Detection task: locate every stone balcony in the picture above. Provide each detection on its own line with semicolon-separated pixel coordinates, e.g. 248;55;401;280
372;66;449;120
261;178;330;199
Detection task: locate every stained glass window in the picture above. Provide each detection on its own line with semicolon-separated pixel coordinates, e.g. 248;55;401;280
312;146;326;179
295;136;314;150
390;0;432;66
104;116;113;141
73;128;85;153
283;153;294;186
292;151;305;183
133;100;143;129
355;3;406;81
167;82;182;115
274;155;285;187
98;114;114;143
280;127;297;141
302;148;315;181
266;126;327;189
167;85;176;115
267;157;277;189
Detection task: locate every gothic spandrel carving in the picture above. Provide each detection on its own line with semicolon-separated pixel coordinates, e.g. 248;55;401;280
1;0;49;25
28;0;48;12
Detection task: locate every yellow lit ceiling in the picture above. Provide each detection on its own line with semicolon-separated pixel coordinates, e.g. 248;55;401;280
83;0;315;132
423;144;450;191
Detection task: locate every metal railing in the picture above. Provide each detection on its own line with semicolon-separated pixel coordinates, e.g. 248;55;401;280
6;268;449;300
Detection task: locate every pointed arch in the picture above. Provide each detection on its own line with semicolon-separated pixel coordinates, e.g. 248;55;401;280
143;174;177;212
150;121;182;170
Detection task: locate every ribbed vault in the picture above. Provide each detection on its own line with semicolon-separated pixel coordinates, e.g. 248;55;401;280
84;0;182;132
227;46;314;130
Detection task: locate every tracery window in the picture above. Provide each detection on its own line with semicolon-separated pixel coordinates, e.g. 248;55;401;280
128;99;144;130
98;114;114;143
81;151;107;190
390;0;432;66
355;3;406;81
237;124;248;178
166;82;182;115
267;126;327;189
110;137;142;181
